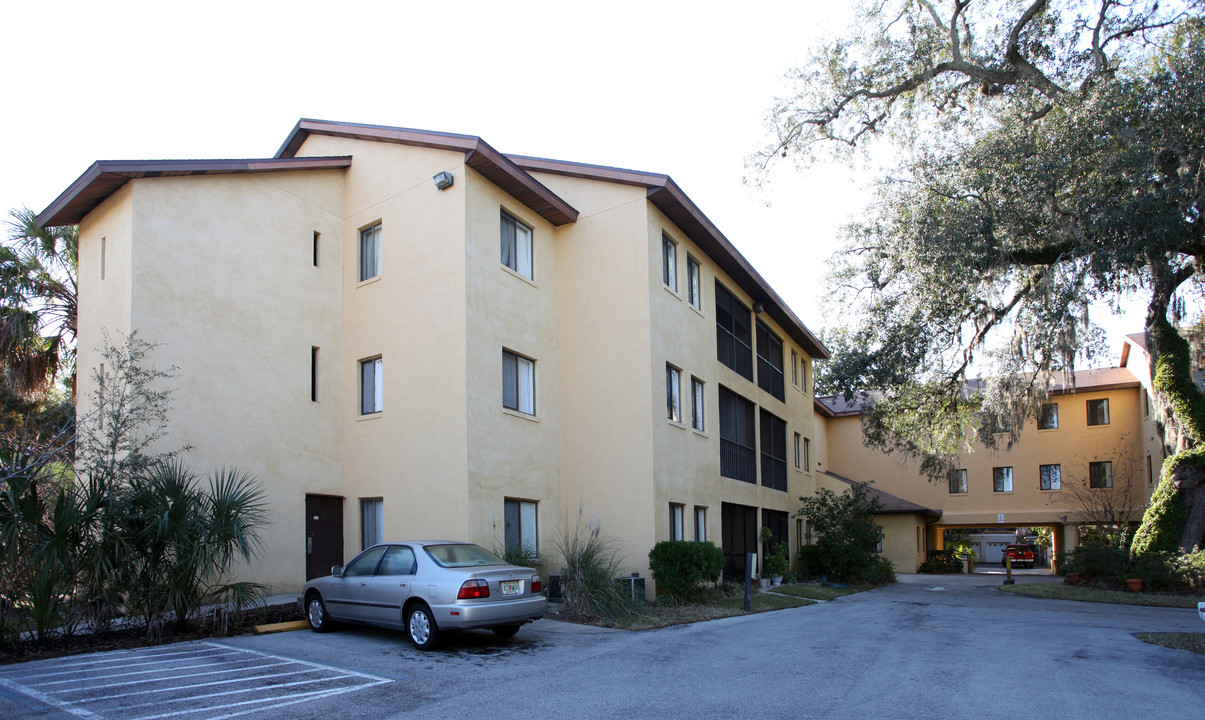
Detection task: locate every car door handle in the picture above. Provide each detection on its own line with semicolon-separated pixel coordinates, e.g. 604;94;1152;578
399;583;408;587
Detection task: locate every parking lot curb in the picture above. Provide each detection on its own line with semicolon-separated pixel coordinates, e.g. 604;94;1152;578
252;619;310;635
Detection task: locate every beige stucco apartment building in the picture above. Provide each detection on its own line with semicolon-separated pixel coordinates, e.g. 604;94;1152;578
40;119;829;595
40;119;1166;592
812;333;1164;573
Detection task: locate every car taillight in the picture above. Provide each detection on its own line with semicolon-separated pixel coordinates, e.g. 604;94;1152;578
458;579;490;599
531;575;542;593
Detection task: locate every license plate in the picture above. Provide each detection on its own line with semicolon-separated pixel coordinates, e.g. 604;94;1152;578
500;580;521;596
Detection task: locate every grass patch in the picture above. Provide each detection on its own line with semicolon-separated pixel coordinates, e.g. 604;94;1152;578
773;582;872;601
1136;633;1205;655
1000;583;1203;608
717;593;815;612
548;585;817;631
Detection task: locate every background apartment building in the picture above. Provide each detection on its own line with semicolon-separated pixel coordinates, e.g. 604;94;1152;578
41;120;828;595
811;333;1164;572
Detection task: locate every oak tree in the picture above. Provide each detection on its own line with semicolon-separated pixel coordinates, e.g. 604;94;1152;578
760;1;1205;550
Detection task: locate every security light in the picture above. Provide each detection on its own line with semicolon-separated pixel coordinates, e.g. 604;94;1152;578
433;171;454;190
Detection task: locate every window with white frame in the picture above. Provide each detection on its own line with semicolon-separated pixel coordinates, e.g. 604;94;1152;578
1090;461;1113;488
687;256;701;309
791;349;799;387
669;503;685;541
360;357;382;415
666;365;682;422
360;498;383;550
1040;464;1062;490
804;436;812;472
794;432;802;469
662;234;677;291
1087;398;1110;426
504;498;538;555
502;350;535;415
500;211;533;279
948;468;968;494
993;466;1013;493
691;377;705;431
359;223;381;282
694;506;707;541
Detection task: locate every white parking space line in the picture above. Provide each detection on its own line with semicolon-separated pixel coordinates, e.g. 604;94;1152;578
0;640;395;719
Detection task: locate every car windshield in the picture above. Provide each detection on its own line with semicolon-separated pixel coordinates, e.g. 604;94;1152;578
424;543;507;568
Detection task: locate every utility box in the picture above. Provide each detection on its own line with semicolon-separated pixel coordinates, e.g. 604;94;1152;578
615;574;645;600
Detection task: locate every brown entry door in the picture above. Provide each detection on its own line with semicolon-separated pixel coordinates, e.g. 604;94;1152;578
305;494;344;581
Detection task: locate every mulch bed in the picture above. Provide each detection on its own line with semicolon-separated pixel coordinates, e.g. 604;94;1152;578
0;603;304;666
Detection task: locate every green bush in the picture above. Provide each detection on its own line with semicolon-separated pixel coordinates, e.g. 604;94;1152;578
1063;544;1128;579
1129;552;1177;591
796;484;886;583
648;541;723;600
797;545;821;577
1170;548;1205;591
862;556;897;585
918;552;964;574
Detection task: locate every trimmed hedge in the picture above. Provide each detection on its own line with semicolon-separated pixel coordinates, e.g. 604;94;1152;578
648;541;723;600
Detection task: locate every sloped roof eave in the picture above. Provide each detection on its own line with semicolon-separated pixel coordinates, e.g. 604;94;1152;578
510;154;829;359
275;119;578;226
37;156;353;228
821;470;943;518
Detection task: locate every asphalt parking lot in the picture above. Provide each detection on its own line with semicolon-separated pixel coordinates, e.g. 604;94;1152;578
2;573;1202;719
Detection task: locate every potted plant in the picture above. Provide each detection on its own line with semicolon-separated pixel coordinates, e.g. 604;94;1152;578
766;543;790;586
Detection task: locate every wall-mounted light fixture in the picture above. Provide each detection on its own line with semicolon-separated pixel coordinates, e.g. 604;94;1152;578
433;171;454;190
753;302;765;314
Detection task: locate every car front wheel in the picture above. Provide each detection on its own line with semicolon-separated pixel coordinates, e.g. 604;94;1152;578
407;603;440;650
307;594;333;633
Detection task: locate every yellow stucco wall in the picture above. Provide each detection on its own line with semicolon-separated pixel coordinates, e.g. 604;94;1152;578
1121;339;1167;505
823;384;1146;534
73;134;827;597
77;169;348;591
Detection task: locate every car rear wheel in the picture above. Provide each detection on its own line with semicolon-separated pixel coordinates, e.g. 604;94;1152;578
491;624;520;638
407;603;440;650
307;594;333;633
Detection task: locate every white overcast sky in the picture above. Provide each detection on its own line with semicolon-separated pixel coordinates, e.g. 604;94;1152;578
0;0;1145;363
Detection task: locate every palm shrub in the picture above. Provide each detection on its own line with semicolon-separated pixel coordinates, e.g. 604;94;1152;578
0;430;97;642
121;460;267;635
648;541;723;601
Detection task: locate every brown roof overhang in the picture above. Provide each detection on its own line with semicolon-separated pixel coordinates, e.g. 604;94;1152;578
814;396;836;418
38;156;353;228
510;155;829;359
822;470;942;518
275;119;578;227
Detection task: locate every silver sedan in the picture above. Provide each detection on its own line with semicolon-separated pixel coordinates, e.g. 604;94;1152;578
298;541;547;649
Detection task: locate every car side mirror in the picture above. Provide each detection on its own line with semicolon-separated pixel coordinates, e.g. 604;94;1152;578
331;565;343;578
